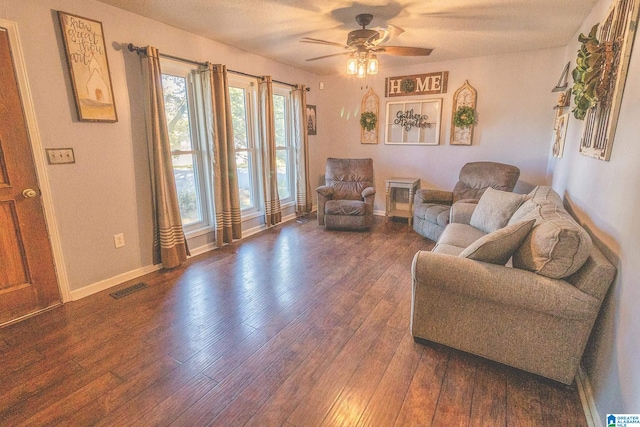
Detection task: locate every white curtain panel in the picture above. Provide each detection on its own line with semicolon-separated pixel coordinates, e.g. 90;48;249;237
291;85;312;215
201;63;242;246
258;76;282;226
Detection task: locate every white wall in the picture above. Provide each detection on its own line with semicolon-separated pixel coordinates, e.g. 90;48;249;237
4;0;636;416
0;0;324;292
312;47;565;212
549;0;640;414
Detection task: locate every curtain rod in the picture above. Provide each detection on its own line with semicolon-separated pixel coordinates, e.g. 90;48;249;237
127;43;310;91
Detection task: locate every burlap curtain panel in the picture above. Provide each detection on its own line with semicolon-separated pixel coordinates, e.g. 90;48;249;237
291;85;312;215
258;76;282;226
140;46;189;268
201;63;242;246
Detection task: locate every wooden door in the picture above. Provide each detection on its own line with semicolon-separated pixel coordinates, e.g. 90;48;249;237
0;28;61;325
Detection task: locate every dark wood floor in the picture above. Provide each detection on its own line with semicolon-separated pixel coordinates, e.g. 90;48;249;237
0;215;587;426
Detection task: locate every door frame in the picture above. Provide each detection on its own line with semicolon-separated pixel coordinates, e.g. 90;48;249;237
1;18;71;303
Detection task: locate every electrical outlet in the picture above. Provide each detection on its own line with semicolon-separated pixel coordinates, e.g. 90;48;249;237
114;233;125;248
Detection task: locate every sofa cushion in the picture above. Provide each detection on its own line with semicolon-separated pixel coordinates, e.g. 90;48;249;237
414;203;450;226
459;220;535;265
508;199;538;224
509;186;593;279
438;223;487;249
470;188;525;233
432;243;465;256
325;199;367;216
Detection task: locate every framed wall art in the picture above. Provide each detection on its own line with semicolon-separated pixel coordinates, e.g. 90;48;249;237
553;112;569;158
306;104;317;135
450;80;477;146
385;99;442;145
57;11;117;122
575;0;640;160
360;88;379;144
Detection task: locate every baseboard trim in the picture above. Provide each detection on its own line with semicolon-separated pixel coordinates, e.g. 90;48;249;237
69;264;162;301
188;242;217;258
70;212;306;301
577;365;602;427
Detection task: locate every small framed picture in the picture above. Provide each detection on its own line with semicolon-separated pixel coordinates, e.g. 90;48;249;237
553;112;569;158
306;104;317;135
58;11;118;122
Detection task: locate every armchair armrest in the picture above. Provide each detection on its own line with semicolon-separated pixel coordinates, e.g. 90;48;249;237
362;187;375;198
362;186;375;208
412;251;599;320
450;200;478;225
414;189;453;205
316;185;333;226
316;185;334;198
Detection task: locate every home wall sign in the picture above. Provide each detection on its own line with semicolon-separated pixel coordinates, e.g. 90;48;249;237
57;11;117;122
385;72;449;97
385;99;442;145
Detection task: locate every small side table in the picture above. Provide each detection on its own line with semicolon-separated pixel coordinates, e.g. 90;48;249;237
385;178;420;226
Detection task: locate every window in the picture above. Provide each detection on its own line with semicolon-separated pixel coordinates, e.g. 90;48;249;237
161;60;212;234
273;87;294;203
229;79;260;215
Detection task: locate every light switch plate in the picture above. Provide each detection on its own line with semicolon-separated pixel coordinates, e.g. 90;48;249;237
46;148;75;164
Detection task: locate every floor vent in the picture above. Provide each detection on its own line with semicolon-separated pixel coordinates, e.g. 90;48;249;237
110;282;148;299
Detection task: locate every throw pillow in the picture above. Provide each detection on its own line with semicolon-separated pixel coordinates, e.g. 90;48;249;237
459;220;535;265
470;187;526;233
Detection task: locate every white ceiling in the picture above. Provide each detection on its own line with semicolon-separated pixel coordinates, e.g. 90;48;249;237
94;0;597;75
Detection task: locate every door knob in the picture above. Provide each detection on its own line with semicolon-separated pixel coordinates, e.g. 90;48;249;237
22;188;37;199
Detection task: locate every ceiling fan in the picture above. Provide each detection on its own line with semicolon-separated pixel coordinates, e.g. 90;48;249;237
301;13;433;64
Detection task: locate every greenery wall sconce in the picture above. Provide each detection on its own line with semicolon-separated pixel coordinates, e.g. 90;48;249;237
450;80;477;146
360;88;379;144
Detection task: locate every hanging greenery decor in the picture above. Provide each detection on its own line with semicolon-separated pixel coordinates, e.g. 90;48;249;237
360;111;377;131
453;105;477;128
571;23;611;120
400;79;416;93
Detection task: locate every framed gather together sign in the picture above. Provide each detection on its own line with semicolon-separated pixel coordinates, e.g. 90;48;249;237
58;11;117;122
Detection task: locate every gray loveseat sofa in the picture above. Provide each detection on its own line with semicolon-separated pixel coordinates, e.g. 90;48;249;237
413;161;520;242
411;186;616;384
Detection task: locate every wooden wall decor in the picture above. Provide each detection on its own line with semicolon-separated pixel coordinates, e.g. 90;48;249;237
579;0;640;161
57;11;117;122
450;80;477;146
385;99;442;145
361;88;379;144
385;72;448;97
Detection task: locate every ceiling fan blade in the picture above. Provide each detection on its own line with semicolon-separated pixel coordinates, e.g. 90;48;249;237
375;46;433;56
306;51;353;61
301;37;347;48
372;25;405;45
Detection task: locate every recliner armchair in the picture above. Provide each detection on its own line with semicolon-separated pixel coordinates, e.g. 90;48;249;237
413;161;520;241
317;158;375;230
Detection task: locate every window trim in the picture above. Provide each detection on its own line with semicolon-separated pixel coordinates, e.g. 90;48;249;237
229;76;263;218
273;85;295;206
160;59;214;236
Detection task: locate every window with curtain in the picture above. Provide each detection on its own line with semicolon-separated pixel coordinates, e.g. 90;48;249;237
273;86;294;203
228;79;261;216
160;59;212;235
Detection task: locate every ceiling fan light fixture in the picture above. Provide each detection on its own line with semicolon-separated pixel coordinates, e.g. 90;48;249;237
356;60;367;78
346;54;357;75
367;54;378;75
